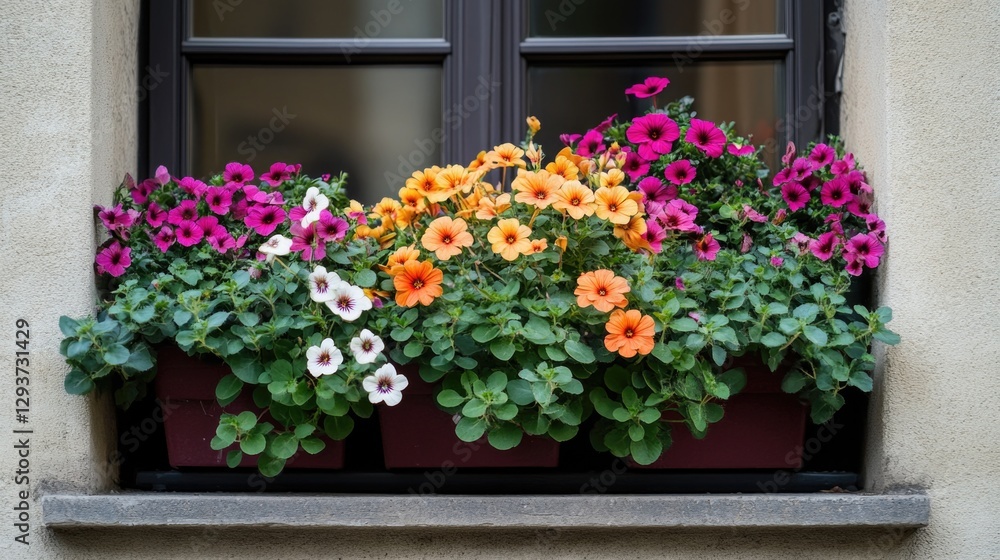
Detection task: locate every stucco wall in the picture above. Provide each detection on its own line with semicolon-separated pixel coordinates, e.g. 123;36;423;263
0;0;997;558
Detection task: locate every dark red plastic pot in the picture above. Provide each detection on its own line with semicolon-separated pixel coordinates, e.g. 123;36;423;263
631;360;807;469
377;365;560;469
153;345;345;469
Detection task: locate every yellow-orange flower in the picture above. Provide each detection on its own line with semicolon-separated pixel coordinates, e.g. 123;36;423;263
575;270;630;312
525;142;542;167
594;185;639;224
380;245;420;276
604;309;656;358
356;222;396;249
487;218;533;261
432;164;472;201
614;215;652;252
468;150;490;172
370;197;402;223
526;116;541;134
393;260;444;307
420;216;474;260
545;155;580;181
344;200;366;221
554;236;568;252
476;193;512;219
406;166;443;200
486;143;526;169
553;180;596;220
526;238;548;254
599;169;626;189
398;187;427;214
556;146;585;169
512;169;562;209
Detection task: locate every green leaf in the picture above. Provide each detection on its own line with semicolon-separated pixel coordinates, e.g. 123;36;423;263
391;327;414;342
436;389;466;408
354;269;377;287
455;417;487;442
462;398;488;418
270;433;299;460
130;306;155;324
628;423;645;442
848;370;874;392
650;343;674;365
173;310;193;327
629;433;663;465
238;312;260;327
781;370;808;393
472;325;501;343
873;328;901;345
215;423;238;446
506;379;534;406
490;339;516;360
240;433;266;455
228;354;263;383
294;424;316;439
215;375;244;401
760;332;787;348
670;317;699;332
323;416;355;440
687;402;707;431
257;455;286;477
299;437;326;455
487;424;523;450
793;303;820;321
235;411;258;431
66;338;92;359
522;316;556;344
403;340;424;358
564;340;595;364
124;347;154;372
64;369;95;395
102;344;130;366
226;450;243;468
638;408;661;424
59;316;81;337
547;422;578;442
802;325;828;346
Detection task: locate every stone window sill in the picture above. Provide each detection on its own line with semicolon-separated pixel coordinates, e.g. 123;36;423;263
42;492;929;529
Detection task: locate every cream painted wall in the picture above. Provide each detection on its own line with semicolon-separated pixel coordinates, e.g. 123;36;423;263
0;0;997;558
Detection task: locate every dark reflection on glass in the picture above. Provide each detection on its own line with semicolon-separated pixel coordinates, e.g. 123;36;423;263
527;62;784;170
529;0;782;37
190;65;442;205
191;0;443;39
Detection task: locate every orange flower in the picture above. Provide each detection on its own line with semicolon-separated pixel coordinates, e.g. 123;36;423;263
393;260;444;307
555;146;585;169
421;216;474;260
526;238;548;255
512;169;562;209
432;164;472;202
594;185;639;224
476;193;512;220
344;200;367;221
380;245;420;276
398;187;427;214
526;116;541;134
604;310;656;358
356;221;396;249
406;166;443;200
468;150;490;172
545;155;580;181
599;169;626;189
525;142;542;167
554;236;568;252
575;270;630;312
486;143;526;169
614;214;649;252
487;218;533;261
553;180;596;220
370;197;402;224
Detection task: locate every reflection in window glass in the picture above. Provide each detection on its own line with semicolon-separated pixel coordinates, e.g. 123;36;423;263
191;0;443;39
529;0;783;37
190;65;442;204
527;62;784;169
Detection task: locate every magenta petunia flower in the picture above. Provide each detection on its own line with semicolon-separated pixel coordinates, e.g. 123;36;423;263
145;202;167;228
781;182;811;212
559;133;582;147
831;153;856;176
845;233;884;268
576;129;606;158
154;226;175;253
821;177;853;208
624;76;670;99
741;232;753;253
130;179;157;205
844;254;864;276
727;143;755;157
742;205;768;223
178;177;208;199
627;114;679;161
809;143;836;168
232;198;250;221
810;231;840;261
642;219;666;254
658;199;699;233
167;200;199;225
621;148;650;181
866;215;887;242
207;229;236;254
317;213;349;242
288;206;308;225
685;118;727;158
800;174;822;192
205;186;233;215
693;233;720;261
98;204;133;232
782;142;797;165
675;277;685;291
261;162;293;187
770;256;785;268
638;177;677;209
175;220;205;247
223;162;254;185
95;241;132;277
790;232;813;255
790;157;816;182
773;167;794;187
595;113;618;133
244;205;287;236
664;160;696;185
154;165;171;186
290;222;326;262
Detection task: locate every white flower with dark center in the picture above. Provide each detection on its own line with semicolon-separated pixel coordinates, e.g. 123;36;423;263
301;187;330;226
306;338;343;377
308;266;342;303
349;329;384;364
362;363;408;406
258;234;293;262
325;282;372;322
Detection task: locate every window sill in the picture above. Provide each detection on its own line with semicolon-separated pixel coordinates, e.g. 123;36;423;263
42;492;929;530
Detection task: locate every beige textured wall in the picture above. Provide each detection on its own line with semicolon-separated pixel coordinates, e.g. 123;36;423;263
844;0;1000;558
1;0;998;558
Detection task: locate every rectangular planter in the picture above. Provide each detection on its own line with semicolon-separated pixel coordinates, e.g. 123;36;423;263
631;360;807;470
377;365;560;469
153;345;345;469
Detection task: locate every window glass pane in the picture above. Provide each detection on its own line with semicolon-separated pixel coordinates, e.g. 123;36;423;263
191;0;444;39
190;65;443;204
528;0;783;37
527;62;784;169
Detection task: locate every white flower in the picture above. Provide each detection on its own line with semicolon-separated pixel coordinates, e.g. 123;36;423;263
362;363;408;406
258;235;293;262
308;266;342;303
349;329;384;364
306;338;343;377
325;283;372;322
301;209;323;227
301;187;330;226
